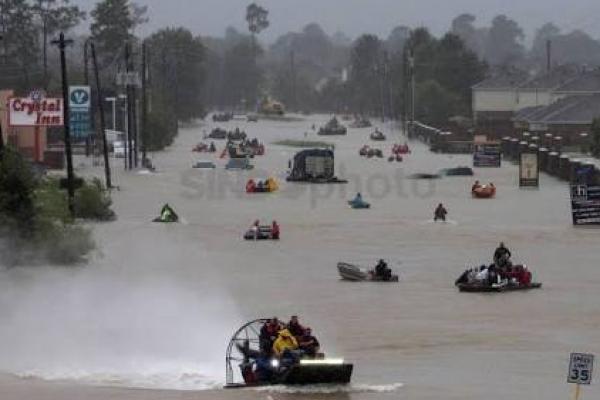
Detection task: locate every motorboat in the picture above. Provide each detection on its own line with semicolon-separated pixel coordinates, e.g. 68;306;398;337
244;225;279;240
337;262;398;282
318;117;347;136
370;130;386;141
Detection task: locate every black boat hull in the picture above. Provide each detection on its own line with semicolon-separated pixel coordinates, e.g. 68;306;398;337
457;282;542;292
224;363;353;388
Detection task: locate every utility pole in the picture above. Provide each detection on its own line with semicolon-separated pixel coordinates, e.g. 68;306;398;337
90;42;112;189
141;41;148;166
125;42;133;169
290;50;296;111
409;49;415;137
0;117;4;158
0;35;3;156
51;32;76;215
546;39;552;73
83;39;90;85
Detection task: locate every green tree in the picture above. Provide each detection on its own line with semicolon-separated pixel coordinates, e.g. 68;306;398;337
246;2;269;47
484;15;525;66
416;80;458;126
0;147;37;237
349;34;383;114
90;0;135;63
435;33;487;115
222;38;263;108
31;0;85;87
0;0;39;91
146;28;206;121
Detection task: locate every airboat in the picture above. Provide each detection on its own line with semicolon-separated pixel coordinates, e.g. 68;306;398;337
224;318;353;388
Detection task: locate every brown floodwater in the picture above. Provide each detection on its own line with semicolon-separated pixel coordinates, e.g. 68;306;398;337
0;114;599;400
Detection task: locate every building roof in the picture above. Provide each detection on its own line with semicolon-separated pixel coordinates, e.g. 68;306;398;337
517;94;600;125
472;69;529;90
554;68;600;92
518;65;580;90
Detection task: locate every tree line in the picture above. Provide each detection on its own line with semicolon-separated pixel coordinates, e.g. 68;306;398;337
3;2;600;141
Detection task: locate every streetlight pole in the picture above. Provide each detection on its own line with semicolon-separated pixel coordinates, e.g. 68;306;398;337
90;41;112;189
118;94;128;170
51;32;76;215
105;97;117;131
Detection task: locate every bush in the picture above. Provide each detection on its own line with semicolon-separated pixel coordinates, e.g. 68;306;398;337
0;149;101;266
74;178;115;221
36;222;95;265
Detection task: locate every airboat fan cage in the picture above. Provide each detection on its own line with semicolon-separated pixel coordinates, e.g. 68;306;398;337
225;318;268;386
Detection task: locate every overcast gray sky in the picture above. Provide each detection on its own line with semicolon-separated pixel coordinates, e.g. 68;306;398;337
73;0;600;43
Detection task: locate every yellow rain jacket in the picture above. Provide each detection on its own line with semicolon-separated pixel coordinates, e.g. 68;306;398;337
272;329;298;356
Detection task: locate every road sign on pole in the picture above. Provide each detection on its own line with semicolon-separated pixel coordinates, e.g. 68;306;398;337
568;353;593;400
568;353;594;385
69;86;91;139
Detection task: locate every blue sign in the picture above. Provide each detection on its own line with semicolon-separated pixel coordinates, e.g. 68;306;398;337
69;86;91;109
570;167;600;225
70;110;91;139
69;86;91;139
473;144;501;167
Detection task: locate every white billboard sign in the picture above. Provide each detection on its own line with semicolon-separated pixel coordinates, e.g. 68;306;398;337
8;95;64;127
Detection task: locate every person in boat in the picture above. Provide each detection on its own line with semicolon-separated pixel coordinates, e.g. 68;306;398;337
259;318;282;354
374;259;392;281
287;315;305;337
493;242;512;268
251;220;260;240
475;265;489;283
351;192;363;204
271;221;280;240
298;327;320;358
159;204;178;222
273;329;300;365
471;180;481;192
434;203;448;222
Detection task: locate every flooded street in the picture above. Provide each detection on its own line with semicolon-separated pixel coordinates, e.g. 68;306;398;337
1;114;599;400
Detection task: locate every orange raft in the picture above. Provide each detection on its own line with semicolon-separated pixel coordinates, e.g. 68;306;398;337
472;183;496;198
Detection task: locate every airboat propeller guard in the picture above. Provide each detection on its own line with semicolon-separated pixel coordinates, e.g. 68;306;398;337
224;318;353;388
225;318;268;387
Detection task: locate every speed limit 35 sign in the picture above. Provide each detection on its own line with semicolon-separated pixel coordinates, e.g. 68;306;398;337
568;353;594;385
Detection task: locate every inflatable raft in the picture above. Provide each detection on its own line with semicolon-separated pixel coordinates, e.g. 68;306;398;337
244;226;279;240
472;184;496;198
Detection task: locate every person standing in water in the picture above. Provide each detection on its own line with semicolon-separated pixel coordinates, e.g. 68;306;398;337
434;203;448;222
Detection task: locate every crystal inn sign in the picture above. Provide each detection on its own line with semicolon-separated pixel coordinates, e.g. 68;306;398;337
8;92;64;127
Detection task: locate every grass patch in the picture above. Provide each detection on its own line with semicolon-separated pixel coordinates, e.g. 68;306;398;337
272;139;335;149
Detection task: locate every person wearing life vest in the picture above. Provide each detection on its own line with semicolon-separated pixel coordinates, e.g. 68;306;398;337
259;318;282;354
271;220;280;240
273;329;299;358
159;204;178;222
493;242;512;268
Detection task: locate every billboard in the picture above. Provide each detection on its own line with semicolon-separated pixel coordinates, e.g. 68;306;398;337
8;94;64;127
519;152;539;187
570;168;600;225
473;143;501;167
